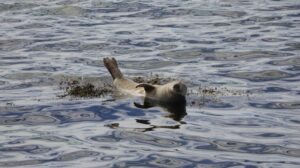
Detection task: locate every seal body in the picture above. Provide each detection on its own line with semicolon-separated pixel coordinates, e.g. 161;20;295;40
114;77;145;97
103;57;187;103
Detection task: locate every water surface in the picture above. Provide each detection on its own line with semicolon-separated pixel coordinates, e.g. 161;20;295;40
0;0;300;167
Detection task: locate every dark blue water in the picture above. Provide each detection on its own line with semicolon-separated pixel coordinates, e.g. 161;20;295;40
0;0;300;167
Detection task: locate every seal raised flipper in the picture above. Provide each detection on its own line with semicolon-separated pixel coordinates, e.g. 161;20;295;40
103;57;145;96
103;57;123;79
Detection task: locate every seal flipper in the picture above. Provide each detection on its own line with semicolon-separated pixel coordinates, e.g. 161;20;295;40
136;83;155;93
103;57;123;79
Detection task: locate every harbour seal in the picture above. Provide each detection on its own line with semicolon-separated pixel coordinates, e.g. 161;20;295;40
103;57;187;104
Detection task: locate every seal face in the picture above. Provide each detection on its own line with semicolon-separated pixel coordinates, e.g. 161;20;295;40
103;57;187;103
136;81;187;103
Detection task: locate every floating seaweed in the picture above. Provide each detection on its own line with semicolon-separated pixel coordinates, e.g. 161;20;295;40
58;78;114;98
187;85;249;107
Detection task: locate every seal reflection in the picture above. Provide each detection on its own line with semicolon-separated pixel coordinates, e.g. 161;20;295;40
134;96;187;122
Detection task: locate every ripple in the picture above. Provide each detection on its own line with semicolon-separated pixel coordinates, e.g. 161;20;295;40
182;135;300;157
148;154;195;168
223;117;280;127
0;115;57;125
33;6;89;17
262;5;300;11
117;39;159;48
80;43;109;50
268;57;300;66
132;41;159;47
0;39;33;51
32;136;69;142
114;154;195;168
236;16;282;25
110;47;152;55
225;70;295;82
15;23;51;29
250;33;260;37
0;145;51;154
222;37;247;42
53;150;100;161
51;111;99;123
3;72;50;80
158;48;205;59
0;56;28;60
249;102;300;109
67;57;92;64
0;18;22;23
288;13;300;17
183;40;216;44
284;42;300;51
290;119;300;124
247;86;291;94
0;2;38;13
211;63;238;67
156;45;178;50
205;101;234;108
256;133;285;138
90;135;120;143
261;38;287;42
30;41;109;52
263;87;290;92
91;1;152;13
29;41;80;52
287;66;300;71
22;66;64;72
66;21;112;27
0;150;99;167
153;24;190;28
115;31;132;35
126;8;246;19
262;22;295;28
48;105;119;123
99;155;115;161
154;38;179;42
0;83;33;90
121;59;178;70
204;51;291;61
213;22;231;26
197;159;255;168
0;160;45;167
0;60;34;66
114;131;185;148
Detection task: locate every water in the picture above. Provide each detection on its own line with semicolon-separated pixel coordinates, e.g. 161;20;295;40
0;0;300;167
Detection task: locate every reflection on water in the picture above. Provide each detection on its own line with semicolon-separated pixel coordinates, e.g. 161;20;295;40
1;0;300;167
134;96;187;121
